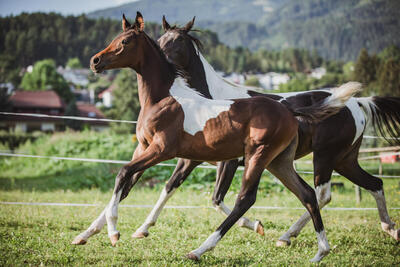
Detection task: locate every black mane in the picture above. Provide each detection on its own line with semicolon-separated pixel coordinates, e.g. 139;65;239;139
142;31;182;78
167;25;204;51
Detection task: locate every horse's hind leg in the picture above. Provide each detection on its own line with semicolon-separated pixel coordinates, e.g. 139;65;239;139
212;160;264;235
187;143;273;260
276;153;334;246
267;138;330;262
335;158;400;241
132;158;201;238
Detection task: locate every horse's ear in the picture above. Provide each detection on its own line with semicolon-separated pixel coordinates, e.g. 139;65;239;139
135;11;145;32
183;16;195;32
122;14;131;31
162;15;171;31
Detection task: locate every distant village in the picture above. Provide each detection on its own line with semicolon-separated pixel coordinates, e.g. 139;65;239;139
0;65;327;133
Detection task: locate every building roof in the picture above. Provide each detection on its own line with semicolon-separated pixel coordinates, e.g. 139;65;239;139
76;102;108;125
10;90;64;109
98;83;117;98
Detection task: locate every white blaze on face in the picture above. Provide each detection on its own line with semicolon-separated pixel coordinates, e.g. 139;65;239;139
170;77;233;136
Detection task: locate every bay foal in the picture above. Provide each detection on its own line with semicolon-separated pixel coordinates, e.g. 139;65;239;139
145;16;400;245
70;12;350;262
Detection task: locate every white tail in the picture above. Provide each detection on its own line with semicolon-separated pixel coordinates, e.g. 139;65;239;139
324;82;362;108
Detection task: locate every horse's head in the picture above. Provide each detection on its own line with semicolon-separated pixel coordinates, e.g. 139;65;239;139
90;12;145;73
158;16;200;69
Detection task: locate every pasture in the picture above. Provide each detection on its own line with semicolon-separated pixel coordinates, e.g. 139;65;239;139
1;131;399;266
1;180;400;266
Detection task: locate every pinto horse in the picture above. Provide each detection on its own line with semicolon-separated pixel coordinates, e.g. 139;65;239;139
72;13;359;262
135;16;400;246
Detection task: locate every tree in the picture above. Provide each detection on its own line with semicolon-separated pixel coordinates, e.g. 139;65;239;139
353;48;378;85
0;87;11;111
106;69;140;133
66;57;83;69
20;59;73;102
377;59;400;96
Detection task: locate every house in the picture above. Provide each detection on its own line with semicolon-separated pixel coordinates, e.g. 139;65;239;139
76;102;109;131
258;72;290;90
309;67;327;79
57;66;90;87
98;83;116;107
0;90;108;132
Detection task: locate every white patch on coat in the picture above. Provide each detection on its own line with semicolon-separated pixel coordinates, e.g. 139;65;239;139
77;209;107;241
170;77;233;136
279;212;311;242
196;51;251;100
106;190;122;237
279;182;332;242
310;230;330;262
345;97;366;144
189;230;221;258
369;189;399;239
278;85;365;145
134;187;176;234
315;181;331;206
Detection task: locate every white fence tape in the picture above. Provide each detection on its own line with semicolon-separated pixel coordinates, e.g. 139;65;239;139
0;111;137;124
1;201;399;211
1;152;400;178
0;111;398;141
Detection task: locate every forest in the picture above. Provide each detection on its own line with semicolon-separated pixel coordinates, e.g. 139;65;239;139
0;12;323;86
1;12;399;132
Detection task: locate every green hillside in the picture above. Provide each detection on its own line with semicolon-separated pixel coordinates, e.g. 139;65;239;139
88;0;400;60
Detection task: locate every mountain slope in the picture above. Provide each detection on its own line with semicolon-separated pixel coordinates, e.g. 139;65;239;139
89;0;400;60
88;0;283;24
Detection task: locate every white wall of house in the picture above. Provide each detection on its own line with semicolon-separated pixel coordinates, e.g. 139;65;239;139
259;72;290;90
41;123;55;132
103;92;113;107
15;123;27;132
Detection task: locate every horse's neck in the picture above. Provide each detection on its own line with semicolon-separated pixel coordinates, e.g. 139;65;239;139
136;38;175;107
184;53;212;99
196;52;251;100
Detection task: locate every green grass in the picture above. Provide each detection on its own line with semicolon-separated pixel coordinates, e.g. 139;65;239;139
1;184;400;266
1;131;400;265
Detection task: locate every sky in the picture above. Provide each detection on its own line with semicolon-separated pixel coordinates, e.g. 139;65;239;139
0;0;136;16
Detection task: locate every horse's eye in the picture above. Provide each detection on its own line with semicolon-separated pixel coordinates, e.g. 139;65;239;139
122;39;129;45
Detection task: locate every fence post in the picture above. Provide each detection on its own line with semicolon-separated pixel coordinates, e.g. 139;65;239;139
355;185;362;204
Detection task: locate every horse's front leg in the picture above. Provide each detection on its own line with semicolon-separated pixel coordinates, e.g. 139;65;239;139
72;145;145;245
105;141;176;246
132;158;202;238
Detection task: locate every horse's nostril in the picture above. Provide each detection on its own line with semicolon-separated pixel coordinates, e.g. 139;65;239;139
93;57;100;65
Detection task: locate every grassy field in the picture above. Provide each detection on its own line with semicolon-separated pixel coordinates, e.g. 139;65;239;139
1;180;400;266
1;131;400;266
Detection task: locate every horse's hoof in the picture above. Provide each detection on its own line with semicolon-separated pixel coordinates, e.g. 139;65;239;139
255;221;264;236
186;252;200;261
110;232;120;247
132;231;149;239
276;239;291;247
310;249;329;262
71;236;87;245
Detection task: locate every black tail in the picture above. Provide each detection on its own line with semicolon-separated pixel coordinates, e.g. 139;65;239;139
286;82;362;123
358;96;400;146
